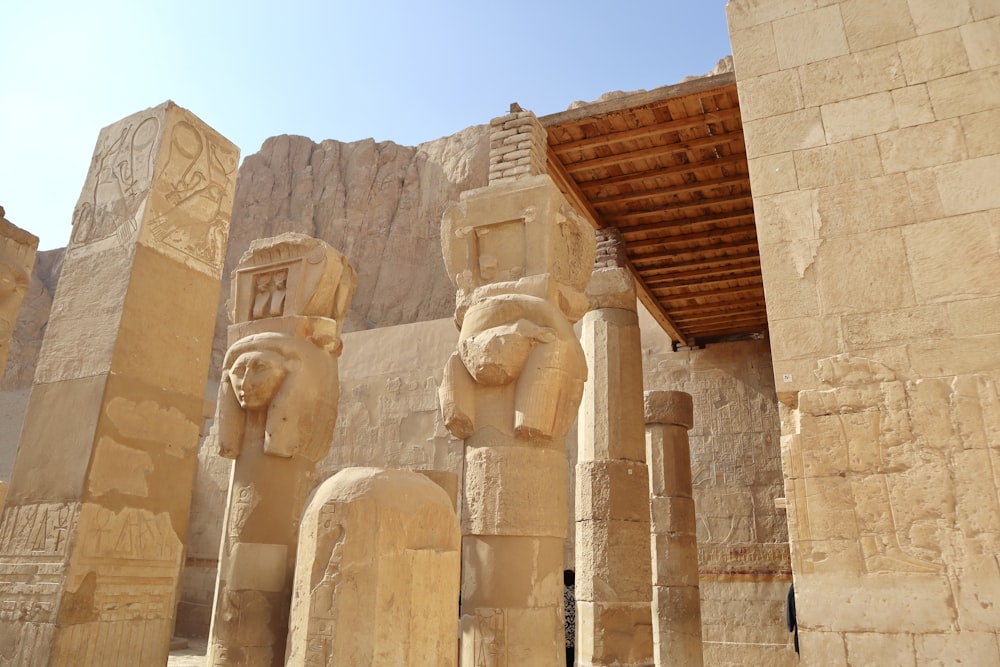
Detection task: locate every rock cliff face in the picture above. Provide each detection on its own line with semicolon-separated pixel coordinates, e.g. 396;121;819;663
3;124;490;388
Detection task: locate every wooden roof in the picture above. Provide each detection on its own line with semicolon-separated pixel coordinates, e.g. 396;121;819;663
539;72;766;348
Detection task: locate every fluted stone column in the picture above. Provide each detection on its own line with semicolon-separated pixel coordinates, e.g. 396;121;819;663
0;102;238;666
439;108;595;667
644;390;703;666
576;229;653;666
207;234;356;667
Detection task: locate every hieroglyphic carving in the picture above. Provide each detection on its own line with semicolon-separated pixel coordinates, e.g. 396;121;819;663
472;609;508;667
147;116;238;270
71;114;161;247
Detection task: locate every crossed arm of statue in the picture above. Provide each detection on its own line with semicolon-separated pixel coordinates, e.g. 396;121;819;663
218;332;339;462
440;293;587;441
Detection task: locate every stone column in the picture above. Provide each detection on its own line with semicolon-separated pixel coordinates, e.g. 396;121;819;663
286;467;461;666
207;234;356;667
0;206;39;381
576;228;653;666
0;102;238;666
644;390;703;666
439;109;595;667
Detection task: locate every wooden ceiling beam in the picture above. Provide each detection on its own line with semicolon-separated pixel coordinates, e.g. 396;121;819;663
601;192;753;217
577;153;746;191
626;224;757;251
654;285;765;304
638;251;761;277
667;301;767;317
613;207;755;231
563;131;744;175
550;106;742;155
630;241;761;266
646;268;763;289
588;172;749;207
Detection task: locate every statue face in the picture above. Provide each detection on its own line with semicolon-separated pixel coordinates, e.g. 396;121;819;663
228;349;288;409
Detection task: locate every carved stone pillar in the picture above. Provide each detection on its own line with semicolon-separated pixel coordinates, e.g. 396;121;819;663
439;109;594;667
644;390;703;666
0;102;238;666
0;206;38;382
576;228;654;666
286;467;461;666
207;234;356;667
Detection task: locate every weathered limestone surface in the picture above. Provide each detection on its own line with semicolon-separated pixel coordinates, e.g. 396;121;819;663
207;235;356;667
440;110;595;667
0;208;38;386
730;0;1000;662
640;322;795;666
0;102;238;666
286;467;461;666
576;231;653;667
645;390;703;667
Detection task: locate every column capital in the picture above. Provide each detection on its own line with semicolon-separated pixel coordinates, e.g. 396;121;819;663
644;390;693;429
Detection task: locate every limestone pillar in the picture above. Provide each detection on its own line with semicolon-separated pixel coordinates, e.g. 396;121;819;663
207;234;356;667
0;206;39;381
286;467;461;666
439;109;595;667
575;229;653;666
0;102;238;666
644;390;703;666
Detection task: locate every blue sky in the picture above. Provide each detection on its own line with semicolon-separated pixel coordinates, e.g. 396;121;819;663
1;1;733;250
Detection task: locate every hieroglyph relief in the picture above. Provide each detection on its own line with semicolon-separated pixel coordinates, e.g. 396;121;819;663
71;114;161;247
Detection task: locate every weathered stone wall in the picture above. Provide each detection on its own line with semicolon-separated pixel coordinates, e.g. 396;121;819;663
641;308;795;665
729;0;1000;662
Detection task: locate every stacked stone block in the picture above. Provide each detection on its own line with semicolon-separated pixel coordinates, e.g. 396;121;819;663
644;390;703;667
488;110;548;185
728;0;1000;662
0;102;237;666
576;232;653;666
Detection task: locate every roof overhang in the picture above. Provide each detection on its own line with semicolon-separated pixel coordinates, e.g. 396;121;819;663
539;72;765;347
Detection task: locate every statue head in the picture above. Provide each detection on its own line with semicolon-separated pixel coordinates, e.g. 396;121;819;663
227;349;289;410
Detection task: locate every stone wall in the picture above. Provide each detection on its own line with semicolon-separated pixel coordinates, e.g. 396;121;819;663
641;309;795;665
729;0;1000;662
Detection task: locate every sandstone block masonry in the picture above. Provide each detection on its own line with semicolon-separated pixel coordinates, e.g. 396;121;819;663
729;0;1000;663
0;102;237;666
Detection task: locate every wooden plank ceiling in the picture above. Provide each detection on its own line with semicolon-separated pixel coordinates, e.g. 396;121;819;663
539;72;766;348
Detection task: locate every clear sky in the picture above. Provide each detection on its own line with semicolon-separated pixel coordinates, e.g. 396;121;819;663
1;0;733;250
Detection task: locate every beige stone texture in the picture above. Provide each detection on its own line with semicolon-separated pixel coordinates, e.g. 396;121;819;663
0;211;38;382
798;45;905;108
821;92;897;144
286;467;460;667
907;0;974;34
903;213;1000;303
933;153;1000;216
742;108;825;158
207;236;355;667
726;0;819;32
898;29;972;85
961;107;1000;157
947;295;1000;336
773;5;851;68
927;66;1000;119
756;241;822;320
735;69;804;122
727;22;780;79
793;136;885;189
892;84;936;128
878;120;968;174
576;601;655;667
971;0;1000;20
747;152;799;196
815;174;916;236
0;102;237;666
815;230;916;315
841;0;917;51
962;16;1000;68
753;190;819;245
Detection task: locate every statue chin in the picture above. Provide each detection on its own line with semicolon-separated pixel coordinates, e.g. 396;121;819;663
459;328;535;386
